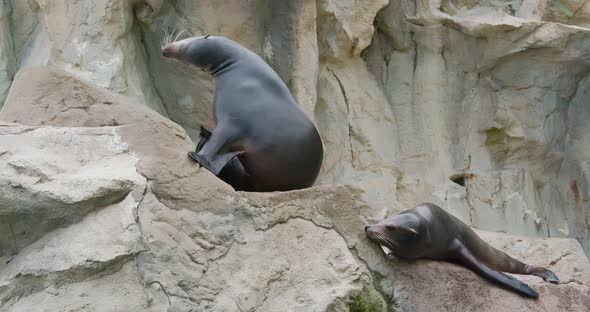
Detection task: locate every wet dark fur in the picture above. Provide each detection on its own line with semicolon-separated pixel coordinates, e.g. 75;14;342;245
365;203;559;299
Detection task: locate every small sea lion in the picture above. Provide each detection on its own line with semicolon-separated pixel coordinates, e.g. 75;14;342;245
365;203;559;299
161;35;323;192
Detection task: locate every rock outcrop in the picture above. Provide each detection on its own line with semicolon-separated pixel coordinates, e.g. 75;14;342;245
1;0;590;311
0;67;369;312
0;66;588;311
0;0;587;254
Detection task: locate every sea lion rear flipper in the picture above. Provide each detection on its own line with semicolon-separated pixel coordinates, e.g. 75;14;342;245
452;240;540;299
218;157;252;191
530;267;559;284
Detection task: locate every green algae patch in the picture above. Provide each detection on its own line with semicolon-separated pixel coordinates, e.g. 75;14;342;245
485;127;506;146
347;286;387;312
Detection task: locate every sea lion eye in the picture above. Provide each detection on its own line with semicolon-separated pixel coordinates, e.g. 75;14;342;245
386;225;396;231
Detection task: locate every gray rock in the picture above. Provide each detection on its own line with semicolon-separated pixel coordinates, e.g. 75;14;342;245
0;1;589;311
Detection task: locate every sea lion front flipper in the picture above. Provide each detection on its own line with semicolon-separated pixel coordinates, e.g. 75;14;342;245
452;240;540;299
189;125;245;175
189;150;244;175
195;126;212;153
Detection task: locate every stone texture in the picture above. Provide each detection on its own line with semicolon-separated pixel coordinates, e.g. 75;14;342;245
0;1;587;254
0;0;590;311
0;262;151;312
0;1;15;105
0;123;144;258
10;0;167;114
362;0;590;253
364;231;590;312
0;67;374;311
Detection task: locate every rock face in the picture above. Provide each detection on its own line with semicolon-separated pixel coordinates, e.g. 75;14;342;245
0;0;589;311
0;66;588;311
0;67;369;312
0;0;587;254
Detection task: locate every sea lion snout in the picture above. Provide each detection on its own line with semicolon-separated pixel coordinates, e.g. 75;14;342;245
364;224;381;235
365;224;387;240
162;43;179;58
161;37;195;59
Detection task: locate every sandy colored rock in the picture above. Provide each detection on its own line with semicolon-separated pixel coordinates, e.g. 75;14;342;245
0;262;151;312
317;0;389;61
361;0;590;251
0;68;376;311
0;1;590;311
0;2;588;254
0;1;15;107
0;124;143;258
0;66;162;127
361;229;590;312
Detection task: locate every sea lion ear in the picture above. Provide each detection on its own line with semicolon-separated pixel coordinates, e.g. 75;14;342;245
400;226;419;235
204;35;211;39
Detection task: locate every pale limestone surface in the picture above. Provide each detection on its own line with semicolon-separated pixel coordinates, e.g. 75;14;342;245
0;0;589;311
0;67;588;311
0;68;369;311
0;1;587;252
0;123;144;258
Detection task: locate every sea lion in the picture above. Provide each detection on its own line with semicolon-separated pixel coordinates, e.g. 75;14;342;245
365;203;559;299
162;35;323;192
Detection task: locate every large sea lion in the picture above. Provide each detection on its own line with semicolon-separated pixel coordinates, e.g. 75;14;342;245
162;35;323;192
365;203;559;299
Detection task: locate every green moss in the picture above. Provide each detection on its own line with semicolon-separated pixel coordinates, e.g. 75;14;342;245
484;127;506;146
347;286;387;312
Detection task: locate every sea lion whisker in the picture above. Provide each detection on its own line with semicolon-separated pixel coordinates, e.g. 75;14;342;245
161;29;171;48
366;230;401;249
366;231;382;243
375;233;396;244
374;233;399;248
167;29;175;46
367;231;388;245
173;29;186;43
162;28;180;48
380;234;400;248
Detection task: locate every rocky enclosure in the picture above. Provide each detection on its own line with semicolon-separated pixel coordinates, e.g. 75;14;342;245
0;0;589;311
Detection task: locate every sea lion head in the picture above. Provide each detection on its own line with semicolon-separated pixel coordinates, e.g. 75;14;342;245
364;213;423;252
162;35;237;74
